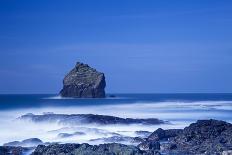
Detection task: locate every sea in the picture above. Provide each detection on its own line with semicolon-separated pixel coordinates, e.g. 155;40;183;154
0;93;232;146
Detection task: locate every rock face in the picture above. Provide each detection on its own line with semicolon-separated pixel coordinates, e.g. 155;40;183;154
60;62;106;98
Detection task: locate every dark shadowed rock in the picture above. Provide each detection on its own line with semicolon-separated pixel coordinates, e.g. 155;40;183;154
138;141;160;151
90;136;145;145
0;146;31;155
19;113;165;125
60;62;106;98
31;143;147;155
148;128;183;141
138;119;232;155
165;119;232;155
58;132;86;138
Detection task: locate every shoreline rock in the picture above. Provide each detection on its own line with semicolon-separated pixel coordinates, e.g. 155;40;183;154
60;62;106;98
2;119;232;155
139;119;232;155
19;113;165;125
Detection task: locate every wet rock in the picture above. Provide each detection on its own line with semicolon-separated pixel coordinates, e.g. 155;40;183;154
148;128;182;141
32;143;147;155
138;141;160;151
58;132;86;138
19;113;165;125
158;119;232;155
0;146;30;155
90;136;145;145
60;62;106;98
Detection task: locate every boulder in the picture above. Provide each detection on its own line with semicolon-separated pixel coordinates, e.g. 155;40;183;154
60;62;106;98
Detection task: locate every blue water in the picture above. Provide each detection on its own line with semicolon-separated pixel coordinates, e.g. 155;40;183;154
0;93;232;146
1;93;232;110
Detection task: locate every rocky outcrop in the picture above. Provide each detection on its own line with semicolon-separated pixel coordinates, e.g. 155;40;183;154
19;113;165;125
60;62;106;98
31;143;151;155
164;119;232;155
138;119;232;155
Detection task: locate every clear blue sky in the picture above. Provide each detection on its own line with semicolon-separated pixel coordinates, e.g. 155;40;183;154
0;0;232;94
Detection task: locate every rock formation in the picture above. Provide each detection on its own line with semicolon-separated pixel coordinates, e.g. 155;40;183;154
19;113;165;125
60;62;106;98
138;119;232;155
31;143;161;155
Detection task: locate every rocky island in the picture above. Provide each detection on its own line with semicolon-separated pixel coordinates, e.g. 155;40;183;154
60;62;106;98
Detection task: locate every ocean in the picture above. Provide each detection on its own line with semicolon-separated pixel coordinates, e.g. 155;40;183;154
0;93;232;146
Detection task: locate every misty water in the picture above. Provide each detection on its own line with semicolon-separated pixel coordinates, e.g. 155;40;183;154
0;93;232;146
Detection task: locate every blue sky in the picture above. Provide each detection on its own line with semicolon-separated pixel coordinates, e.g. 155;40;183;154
0;0;232;93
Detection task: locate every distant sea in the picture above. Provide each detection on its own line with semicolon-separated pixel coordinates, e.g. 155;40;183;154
0;93;232;145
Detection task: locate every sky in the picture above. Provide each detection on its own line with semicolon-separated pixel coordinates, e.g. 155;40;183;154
0;0;232;94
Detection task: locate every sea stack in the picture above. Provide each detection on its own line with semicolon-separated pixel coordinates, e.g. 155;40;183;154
60;62;106;98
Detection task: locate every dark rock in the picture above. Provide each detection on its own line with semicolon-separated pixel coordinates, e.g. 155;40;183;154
90;136;144;144
133;119;232;154
155;119;232;155
32;143;147;155
60;62;106;98
109;95;116;98
19;113;165;125
148;128;182;141
0;146;31;155
58;132;86;138
4;138;43;147
0;147;8;155
138;141;160;151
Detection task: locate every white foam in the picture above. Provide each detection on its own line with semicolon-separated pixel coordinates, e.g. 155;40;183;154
0;100;232;145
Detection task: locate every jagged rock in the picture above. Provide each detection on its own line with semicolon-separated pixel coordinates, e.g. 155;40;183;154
31;143;147;155
60;62;106;98
142;119;232;155
19;113;165;125
148;128;183;141
166;119;232;155
138;141;160;151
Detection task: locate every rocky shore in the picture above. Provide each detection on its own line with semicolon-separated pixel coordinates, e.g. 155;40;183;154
2;119;232;155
